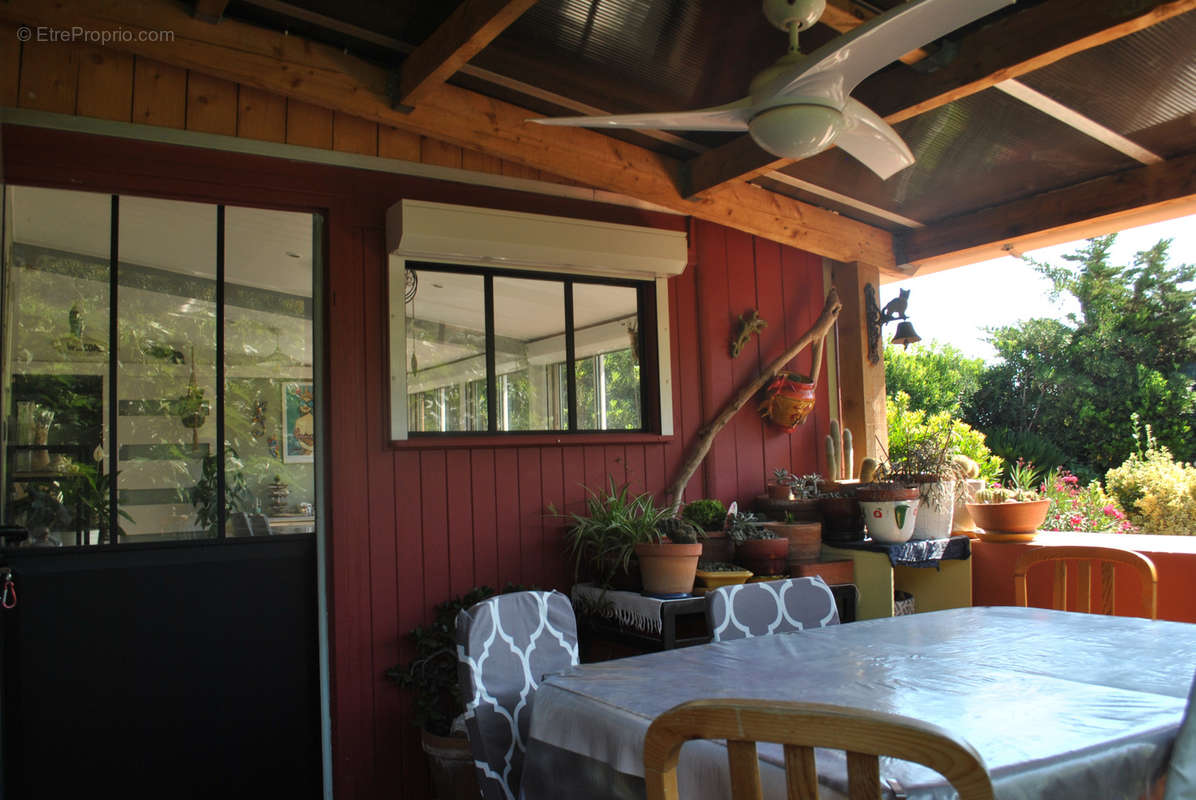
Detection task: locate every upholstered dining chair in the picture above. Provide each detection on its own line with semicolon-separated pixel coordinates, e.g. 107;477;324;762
1013;545;1158;620
455;590;579;800
643;698;995;800
706;576;839;643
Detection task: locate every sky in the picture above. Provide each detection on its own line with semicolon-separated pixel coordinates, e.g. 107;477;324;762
886;214;1196;362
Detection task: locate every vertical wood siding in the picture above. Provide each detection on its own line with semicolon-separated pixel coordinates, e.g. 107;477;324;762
4;38;830;800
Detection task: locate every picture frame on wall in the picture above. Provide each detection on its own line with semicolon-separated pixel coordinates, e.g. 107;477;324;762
283;382;315;463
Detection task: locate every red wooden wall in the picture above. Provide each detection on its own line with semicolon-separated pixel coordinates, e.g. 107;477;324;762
3;124;831;799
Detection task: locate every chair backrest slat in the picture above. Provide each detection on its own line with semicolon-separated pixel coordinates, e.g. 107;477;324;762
1013;546;1157;620
782;744;818;800
644;699;995;800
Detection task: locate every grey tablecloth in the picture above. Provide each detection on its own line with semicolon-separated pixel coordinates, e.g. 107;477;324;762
521;606;1196;800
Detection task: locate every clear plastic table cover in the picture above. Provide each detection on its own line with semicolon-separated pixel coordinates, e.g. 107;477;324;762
521;607;1196;800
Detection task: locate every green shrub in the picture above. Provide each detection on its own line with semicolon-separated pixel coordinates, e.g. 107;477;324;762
886;392;1003;484
984;428;1070;483
681;498;726;532
1106;434;1196;535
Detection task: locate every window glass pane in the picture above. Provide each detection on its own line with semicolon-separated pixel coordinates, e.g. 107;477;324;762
407;270;486;432
117;196;218;541
493;276;566;431
3;187;111;546
572;284;641;431
224;206;315;535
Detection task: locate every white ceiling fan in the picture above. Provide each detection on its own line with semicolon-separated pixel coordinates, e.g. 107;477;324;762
531;0;1014;179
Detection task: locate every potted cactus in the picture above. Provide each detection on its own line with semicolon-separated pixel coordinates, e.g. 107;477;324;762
635;517;705;597
727;511;788;577
965;460;1049;540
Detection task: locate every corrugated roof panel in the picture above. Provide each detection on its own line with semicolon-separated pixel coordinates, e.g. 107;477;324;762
1019;12;1196;138
778;88;1140;224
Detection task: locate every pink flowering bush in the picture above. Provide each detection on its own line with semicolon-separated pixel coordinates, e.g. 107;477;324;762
1041;469;1137;533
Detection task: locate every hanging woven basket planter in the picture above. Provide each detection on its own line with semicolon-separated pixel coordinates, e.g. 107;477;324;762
757;371;817;433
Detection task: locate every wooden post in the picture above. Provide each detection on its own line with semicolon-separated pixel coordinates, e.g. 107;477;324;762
830;262;888;475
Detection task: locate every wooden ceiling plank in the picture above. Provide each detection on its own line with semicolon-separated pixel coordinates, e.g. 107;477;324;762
193;0;230;24
0;0;895;271
685;136;791;198
995;79;1163;166
899;150;1196;274
397;0;538;108
680;0;1194;195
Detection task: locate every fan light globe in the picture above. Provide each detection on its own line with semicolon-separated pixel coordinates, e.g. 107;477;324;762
749;104;843;160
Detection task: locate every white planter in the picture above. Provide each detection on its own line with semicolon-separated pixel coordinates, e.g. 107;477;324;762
953;479;986;532
860;498;919;544
912;479;955;540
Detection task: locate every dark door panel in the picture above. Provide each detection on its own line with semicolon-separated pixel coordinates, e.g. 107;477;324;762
1;536;320;799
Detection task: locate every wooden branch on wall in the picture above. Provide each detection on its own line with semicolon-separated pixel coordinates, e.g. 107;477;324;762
666;289;843;513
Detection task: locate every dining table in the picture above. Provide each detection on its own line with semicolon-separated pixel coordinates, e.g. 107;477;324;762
519;606;1196;800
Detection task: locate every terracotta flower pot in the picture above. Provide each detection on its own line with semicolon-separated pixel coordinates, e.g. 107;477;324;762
635;542;702;596
965;500;1050;535
420;728;480;800
699;531;734;564
818;495;864;543
734;537;790;577
754;496;821;522
760;521;822;561
767;483;793;501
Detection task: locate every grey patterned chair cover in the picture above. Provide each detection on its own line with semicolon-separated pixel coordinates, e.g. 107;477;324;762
706;576;840;642
1164;671;1196;799
456;590;579;800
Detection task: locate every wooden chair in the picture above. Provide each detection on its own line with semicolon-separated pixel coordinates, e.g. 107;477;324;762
643;698;994;800
1013;546;1158;620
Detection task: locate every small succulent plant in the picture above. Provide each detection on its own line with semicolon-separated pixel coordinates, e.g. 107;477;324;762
681;499;727;532
725;511;775;543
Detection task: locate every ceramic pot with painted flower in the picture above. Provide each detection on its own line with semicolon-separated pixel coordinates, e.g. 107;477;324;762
857;484;920;544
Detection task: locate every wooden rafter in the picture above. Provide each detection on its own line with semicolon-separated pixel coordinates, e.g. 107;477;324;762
0;0;897;271
898;150;1196;275
685;0;1196;196
396;0;537;108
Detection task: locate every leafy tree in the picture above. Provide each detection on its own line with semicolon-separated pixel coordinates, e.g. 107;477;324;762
968;235;1196;476
884;341;984;417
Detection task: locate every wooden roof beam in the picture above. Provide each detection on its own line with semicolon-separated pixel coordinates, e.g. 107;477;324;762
0;0;896;272
897;150;1196;276
396;0;538;109
685;0;1195;196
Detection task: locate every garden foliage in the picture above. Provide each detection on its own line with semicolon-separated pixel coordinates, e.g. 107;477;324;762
886;391;1003;483
1105;422;1196;535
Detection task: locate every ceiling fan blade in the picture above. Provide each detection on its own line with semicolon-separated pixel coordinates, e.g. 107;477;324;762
529;99;752;132
762;0;1015;106
835;99;915;179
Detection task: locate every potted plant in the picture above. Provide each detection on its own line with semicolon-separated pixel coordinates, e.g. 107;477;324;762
559;477;670;591
817;485;864;543
682;498;732;563
856;482;920;543
694;561;754;590
635;518;705;597
63;462;135;543
385;586;513;800
882;430;964;541
760;511;822;564
767;468;793;500
188;447;254;535
966;460;1050;541
727;511;788;577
